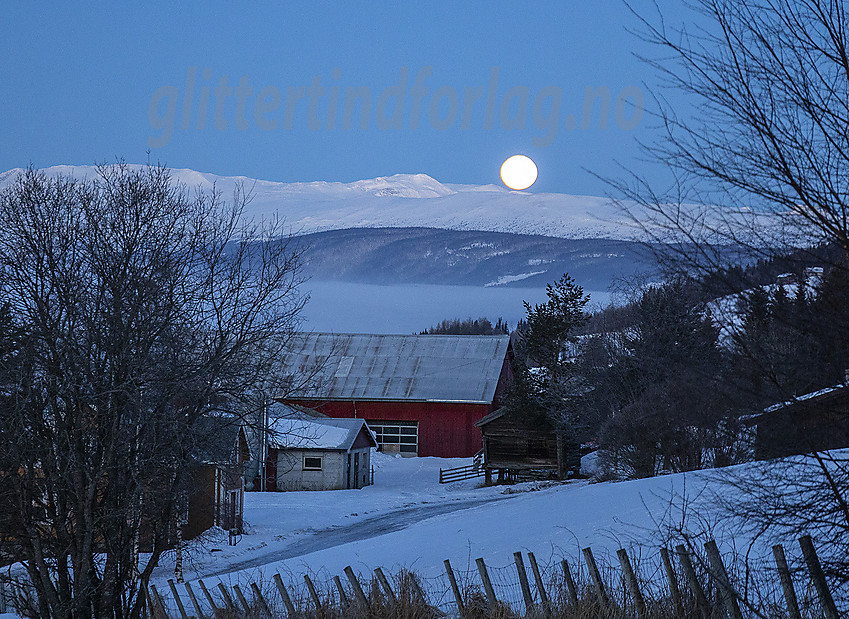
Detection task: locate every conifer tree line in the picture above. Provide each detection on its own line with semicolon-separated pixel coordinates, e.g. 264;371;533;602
496;252;849;480
420;316;509;335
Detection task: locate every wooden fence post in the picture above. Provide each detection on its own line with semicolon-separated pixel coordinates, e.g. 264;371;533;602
304;575;322;613
582;547;609;609
799;535;840;619
772;544;801;619
475;557;498;610
167;579;189;619
345;565;371;611
659;547;683;616
374;567;397;605
273;573;297;617
514;551;535;612
704;540;743;619
143;586;155;617
197;580;219;613
617;548;646;619
560;559;579;606
216;582;236;611
674;544;709;619
527;552;551;616
409;573;428;607
444;559;466;617
556;435;567;480
147;584;159;616
334;575;350;608
183;582;205;619
250;582;271;617
149;584;168;617
232;584;251;614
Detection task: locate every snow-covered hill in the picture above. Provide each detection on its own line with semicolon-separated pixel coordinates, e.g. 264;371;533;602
295;228;656;289
146;451;837;618
0;165;644;240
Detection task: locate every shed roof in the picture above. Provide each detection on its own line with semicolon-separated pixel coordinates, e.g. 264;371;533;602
279;333;511;403
745;382;848;423
474;407;509;427
267;415;377;451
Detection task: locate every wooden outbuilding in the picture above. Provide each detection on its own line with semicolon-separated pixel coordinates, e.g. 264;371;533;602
746;383;849;460
183;417;248;539
475;408;580;482
264;415;377;491
278;333;513;458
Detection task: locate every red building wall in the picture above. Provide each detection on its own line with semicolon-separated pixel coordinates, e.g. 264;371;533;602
281;399;491;458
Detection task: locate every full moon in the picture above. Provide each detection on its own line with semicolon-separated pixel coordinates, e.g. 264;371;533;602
500;155;538;190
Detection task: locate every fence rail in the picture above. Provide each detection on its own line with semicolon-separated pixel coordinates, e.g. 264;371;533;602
439;462;485;484
439;450;485;484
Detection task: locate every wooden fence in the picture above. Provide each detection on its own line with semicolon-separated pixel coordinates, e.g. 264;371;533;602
2;534;842;617
439;450;485;484
438;461;485;484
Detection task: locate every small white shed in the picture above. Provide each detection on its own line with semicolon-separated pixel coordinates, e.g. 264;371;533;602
268;417;377;491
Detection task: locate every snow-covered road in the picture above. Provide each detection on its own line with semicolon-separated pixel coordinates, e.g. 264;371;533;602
201;495;509;578
153;453;506;584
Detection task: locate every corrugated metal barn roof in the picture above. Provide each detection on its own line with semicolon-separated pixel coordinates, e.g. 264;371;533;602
280;333;510;403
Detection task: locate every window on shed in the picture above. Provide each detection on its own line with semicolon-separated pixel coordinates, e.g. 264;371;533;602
303;456;323;471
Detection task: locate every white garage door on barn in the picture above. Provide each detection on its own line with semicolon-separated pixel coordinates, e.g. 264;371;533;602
368;420;418;456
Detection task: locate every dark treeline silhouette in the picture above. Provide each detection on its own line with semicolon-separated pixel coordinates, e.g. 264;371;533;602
517;254;849;481
420;316;509;335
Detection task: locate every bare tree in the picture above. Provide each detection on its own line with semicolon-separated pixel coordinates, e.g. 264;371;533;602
0;163;306;618
618;1;849;270
611;0;849;585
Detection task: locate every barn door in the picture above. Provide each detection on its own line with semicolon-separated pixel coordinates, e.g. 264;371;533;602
347;453;353;489
368;421;418;456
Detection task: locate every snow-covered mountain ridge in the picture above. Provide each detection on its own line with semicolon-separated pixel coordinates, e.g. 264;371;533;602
0;165;643;240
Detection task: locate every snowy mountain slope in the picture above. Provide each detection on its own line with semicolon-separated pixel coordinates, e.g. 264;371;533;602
295;227;658;288
0;165;649;240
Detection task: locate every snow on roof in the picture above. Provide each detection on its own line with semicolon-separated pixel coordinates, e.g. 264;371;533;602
280;333;511;403
762;383;846;414
267;416;376;451
742;382;848;423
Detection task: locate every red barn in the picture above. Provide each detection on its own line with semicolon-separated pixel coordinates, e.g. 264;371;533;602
278;333;513;458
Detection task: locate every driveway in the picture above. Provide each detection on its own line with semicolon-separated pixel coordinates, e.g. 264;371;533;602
202;496;507;578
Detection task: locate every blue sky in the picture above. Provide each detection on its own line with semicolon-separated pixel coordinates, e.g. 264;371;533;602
1;2;690;195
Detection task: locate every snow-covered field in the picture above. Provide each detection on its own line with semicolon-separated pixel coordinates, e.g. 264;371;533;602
152;451;762;598
3;451;839;617
154;454;507;584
